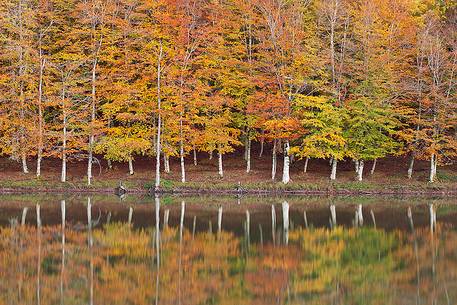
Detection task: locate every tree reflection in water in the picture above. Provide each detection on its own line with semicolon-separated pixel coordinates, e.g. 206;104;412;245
0;208;457;305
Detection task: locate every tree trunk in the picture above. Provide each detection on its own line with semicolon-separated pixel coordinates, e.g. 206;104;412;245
429;154;437;183
36;55;45;178
282;141;290;184
246;138;251;173
87;57;97;186
354;159;359;173
107;160;112;169
193;147;197;166
370;159;377;175
164;154;170;173
154;43;163;191
218;148;223;178
180;141;186;183
433;156;438;180
61;118;67;183
22;154;29;174
18;2;28;175
330;158;337;180
259;131;264;157
357;160;364;181
128;158;134;175
277;139;283;153
272;139;277;181
87;139;93;185
407;155;414;179
61;84;67;182
304;157;309;173
209;150;213;160
244;134;249;161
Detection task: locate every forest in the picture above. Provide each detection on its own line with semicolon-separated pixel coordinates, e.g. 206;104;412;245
0;0;455;188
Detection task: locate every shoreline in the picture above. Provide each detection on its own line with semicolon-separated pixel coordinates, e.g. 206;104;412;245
0;185;456;197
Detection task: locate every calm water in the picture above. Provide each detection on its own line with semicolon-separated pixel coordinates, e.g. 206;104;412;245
0;194;456;305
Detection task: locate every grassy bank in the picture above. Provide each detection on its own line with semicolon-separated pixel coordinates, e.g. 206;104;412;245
0;155;456;196
0;177;456;196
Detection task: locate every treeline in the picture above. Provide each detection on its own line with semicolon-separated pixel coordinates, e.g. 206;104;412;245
0;0;455;186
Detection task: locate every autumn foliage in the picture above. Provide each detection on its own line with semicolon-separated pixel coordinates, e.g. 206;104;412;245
0;0;455;184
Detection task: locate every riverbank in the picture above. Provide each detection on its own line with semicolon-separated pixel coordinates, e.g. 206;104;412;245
0;178;456;196
0;155;456;196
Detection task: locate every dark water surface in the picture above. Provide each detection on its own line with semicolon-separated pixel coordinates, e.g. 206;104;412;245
0;194;456;304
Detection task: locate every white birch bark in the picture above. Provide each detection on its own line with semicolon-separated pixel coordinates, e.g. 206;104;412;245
154;43;163;191
128;158;134;175
87;55;97;186
330;159;337;180
429;154;437;183
36;54;45;178
272;139;277;181
218;149;223;178
193;147;197;166
304;157;309;173
246;138;251;173
259;132;264;157
180;141;186;183
357;160;364;181
407;155;414;179
61;95;67;182
22;154;29;174
282;141;290;184
164;154;170;173
370;159;377;175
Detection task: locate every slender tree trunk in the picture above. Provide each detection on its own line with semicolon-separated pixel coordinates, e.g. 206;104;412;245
154;43;163;191
282;141;290;184
304;157;309;173
36;54;45;178
433;155;438;179
61;114;67;182
370;159;377;175
128;158;134;175
18;1;28;175
277;139;283;153
354;159;359;173
218;147;223;178
107;118;112;170
330;158;337;180
178;109;185;182
272;139;277;181
20;87;28;175
87;58;97;186
22;154;29;174
429;154;437;183
164;154;170;173
246;138;251;173
407;155;415;179
357;160;364;181
193;147;197;166
209;151;213;160
244;135;249;161
259;131;264;157
180;141;186;183
61;82;67;182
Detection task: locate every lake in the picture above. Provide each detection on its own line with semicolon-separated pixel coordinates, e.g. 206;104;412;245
0;194;456;305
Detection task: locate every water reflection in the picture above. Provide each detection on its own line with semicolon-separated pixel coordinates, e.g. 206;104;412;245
0;197;457;305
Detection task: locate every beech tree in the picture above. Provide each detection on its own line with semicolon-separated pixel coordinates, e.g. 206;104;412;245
0;0;37;174
255;0;320;184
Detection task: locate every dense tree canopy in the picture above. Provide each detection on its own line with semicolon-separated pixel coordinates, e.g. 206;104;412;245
0;0;455;185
